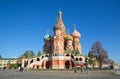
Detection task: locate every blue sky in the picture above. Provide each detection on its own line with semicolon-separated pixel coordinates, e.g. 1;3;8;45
0;0;120;64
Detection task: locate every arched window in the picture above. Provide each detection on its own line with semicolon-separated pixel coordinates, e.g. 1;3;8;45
65;60;70;69
66;54;69;56
75;58;78;61
24;60;28;67
37;65;39;69
45;55;48;57
37;58;40;61
41;56;44;59
71;54;74;59
79;58;82;61
30;59;33;64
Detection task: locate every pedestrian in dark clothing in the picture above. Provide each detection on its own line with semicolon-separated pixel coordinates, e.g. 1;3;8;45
81;67;83;74
74;67;77;73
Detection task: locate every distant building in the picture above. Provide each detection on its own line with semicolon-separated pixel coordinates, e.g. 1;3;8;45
21;11;86;69
0;58;17;69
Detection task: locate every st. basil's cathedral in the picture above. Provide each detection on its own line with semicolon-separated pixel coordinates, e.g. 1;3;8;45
22;11;86;69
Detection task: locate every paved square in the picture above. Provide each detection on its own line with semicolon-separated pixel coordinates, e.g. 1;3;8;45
0;70;120;79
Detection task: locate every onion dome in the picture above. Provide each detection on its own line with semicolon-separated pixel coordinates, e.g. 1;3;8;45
65;34;73;41
54;24;62;30
72;29;81;38
54;10;63;30
44;34;51;42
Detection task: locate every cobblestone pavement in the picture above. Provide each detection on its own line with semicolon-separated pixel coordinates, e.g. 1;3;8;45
0;69;120;79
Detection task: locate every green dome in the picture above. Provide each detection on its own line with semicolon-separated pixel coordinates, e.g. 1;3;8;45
65;35;73;41
45;37;51;42
44;34;51;42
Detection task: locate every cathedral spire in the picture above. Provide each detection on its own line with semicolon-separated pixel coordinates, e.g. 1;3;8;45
57;9;63;24
58;8;62;18
54;10;66;38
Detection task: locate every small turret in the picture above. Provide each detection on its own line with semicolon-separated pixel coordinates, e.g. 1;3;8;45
53;10;66;38
71;25;82;55
65;34;73;41
72;28;81;38
44;34;51;42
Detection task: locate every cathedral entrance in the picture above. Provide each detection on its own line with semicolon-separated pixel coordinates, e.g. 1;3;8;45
46;61;50;69
65;60;70;69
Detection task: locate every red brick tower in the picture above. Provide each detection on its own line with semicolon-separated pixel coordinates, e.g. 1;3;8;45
51;10;67;69
56;11;66;38
51;10;66;54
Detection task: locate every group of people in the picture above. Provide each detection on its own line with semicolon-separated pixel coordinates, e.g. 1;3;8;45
74;66;89;74
74;67;83;73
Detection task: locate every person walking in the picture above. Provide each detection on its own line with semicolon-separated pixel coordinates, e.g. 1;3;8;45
80;66;83;74
74;66;77;73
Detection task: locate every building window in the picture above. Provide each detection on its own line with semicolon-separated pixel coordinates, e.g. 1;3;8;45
66;54;69;56
41;56;44;59
79;58;82;61
75;58;78;61
37;58;40;61
71;54;74;59
45;55;49;57
30;59;33;64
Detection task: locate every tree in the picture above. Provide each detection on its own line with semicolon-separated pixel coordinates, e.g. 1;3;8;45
107;59;115;69
37;50;42;56
88;51;96;66
85;56;89;68
0;54;2;59
17;55;26;65
23;50;35;58
11;63;19;69
90;41;108;69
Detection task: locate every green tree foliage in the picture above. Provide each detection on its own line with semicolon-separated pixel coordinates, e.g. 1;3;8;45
37;50;42;56
85;56;89;65
11;63;19;69
0;54;2;59
23;50;35;58
90;41;108;69
88;51;96;65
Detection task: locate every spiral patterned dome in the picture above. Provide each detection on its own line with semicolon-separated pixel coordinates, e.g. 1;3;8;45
65;35;73;41
54;24;62;30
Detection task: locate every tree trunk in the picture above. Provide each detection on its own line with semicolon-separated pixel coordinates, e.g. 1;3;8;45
99;62;102;70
